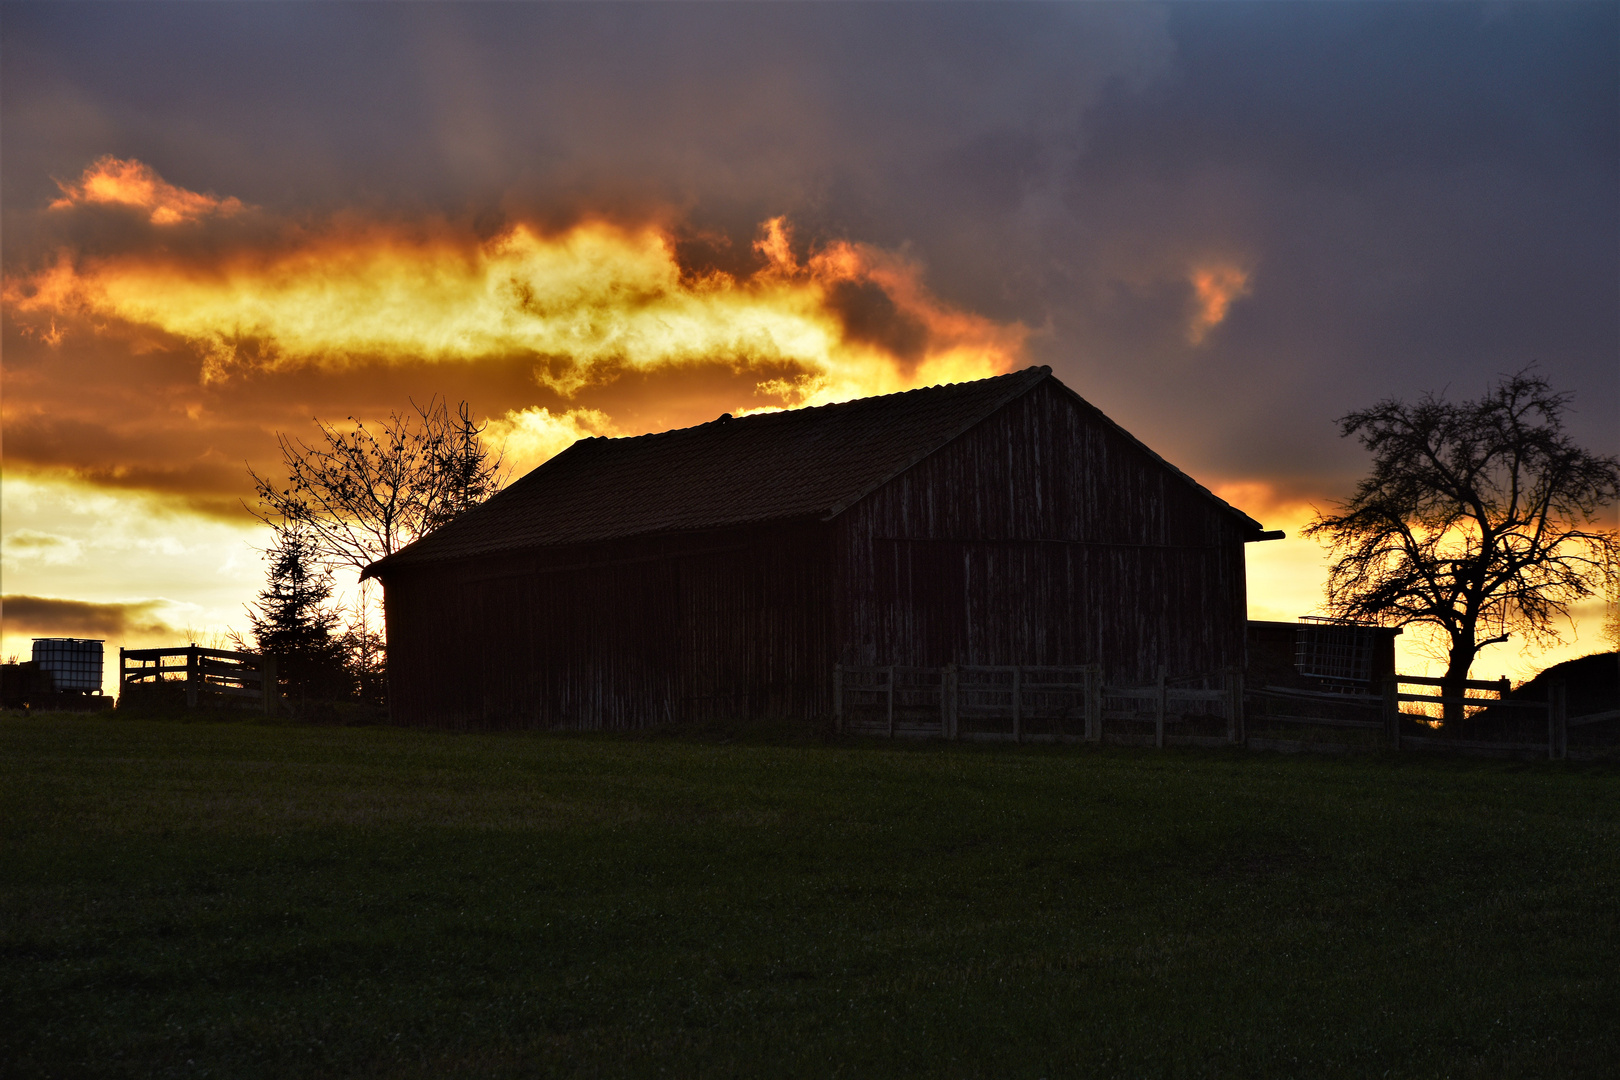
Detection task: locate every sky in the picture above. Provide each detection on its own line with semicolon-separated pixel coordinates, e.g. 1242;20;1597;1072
3;1;1616;693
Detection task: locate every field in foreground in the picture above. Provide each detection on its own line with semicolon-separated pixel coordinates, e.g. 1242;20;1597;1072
2;715;1617;1079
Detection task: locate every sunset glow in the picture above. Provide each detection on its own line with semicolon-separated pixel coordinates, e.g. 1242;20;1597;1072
8;199;1024;402
48;156;247;226
4;72;1612;694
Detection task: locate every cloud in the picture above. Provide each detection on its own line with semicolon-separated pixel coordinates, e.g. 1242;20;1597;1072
1186;263;1252;345
1;594;174;638
2;529;83;566
5;197;1028;399
485;406;619;477
48;155;246;225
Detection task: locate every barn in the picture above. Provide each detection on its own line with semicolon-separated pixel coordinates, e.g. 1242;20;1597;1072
363;366;1278;729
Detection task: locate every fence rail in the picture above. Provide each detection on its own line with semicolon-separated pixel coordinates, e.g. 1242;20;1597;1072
835;665;1590;760
120;646;277;715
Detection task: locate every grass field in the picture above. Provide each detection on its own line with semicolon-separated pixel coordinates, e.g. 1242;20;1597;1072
3;714;1617;1078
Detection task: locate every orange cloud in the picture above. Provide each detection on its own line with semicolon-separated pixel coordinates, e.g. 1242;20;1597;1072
8;196;1025;401
1187;262;1252;344
484;406;620;476
48;156;246;225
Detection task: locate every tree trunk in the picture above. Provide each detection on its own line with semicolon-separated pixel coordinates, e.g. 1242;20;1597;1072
1441;643;1475;727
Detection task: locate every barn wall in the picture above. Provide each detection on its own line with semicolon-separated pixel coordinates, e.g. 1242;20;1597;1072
835;380;1249;684
381;523;833;729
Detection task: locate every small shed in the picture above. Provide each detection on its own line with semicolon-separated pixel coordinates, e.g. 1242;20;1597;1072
364;367;1277;729
1245;619;1403;693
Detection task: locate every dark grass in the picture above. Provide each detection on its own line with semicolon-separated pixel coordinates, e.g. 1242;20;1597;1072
3;714;1617;1078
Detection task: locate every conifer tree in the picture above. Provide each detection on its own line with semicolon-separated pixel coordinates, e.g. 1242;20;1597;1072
244;524;352;704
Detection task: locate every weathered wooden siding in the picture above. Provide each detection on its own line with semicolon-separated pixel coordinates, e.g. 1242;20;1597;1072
835;380;1248;683
383;523;834;729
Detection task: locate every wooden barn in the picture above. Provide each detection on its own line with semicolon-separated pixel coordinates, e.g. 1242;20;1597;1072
363;366;1278;729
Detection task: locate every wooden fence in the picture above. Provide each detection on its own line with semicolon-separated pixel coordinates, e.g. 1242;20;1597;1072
120;646;277;715
833;664;1245;746
835;665;1594;759
1246;674;1573;759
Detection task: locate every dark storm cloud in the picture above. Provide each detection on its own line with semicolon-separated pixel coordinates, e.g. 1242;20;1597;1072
3;1;1614;500
1046;3;1618;480
1;595;172;639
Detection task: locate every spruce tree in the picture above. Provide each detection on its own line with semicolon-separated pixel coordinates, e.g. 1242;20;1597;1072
245;525;352;704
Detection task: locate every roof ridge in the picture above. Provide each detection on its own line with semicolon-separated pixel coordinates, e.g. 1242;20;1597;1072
589;364;1051;443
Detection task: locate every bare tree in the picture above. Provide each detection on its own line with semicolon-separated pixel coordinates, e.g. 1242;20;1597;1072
249;398;505;577
1304;370;1619;723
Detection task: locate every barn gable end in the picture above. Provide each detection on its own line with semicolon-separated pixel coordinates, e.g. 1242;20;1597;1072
835;378;1250;684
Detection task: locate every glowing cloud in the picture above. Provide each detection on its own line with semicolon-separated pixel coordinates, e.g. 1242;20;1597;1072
1187;262;1252;344
1;530;84;567
48;156;246;226
9;169;1026;403
484;406;621;476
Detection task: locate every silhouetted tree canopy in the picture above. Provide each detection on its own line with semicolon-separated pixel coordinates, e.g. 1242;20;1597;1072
248;398;505;707
1305;370;1620;723
249;398;506;577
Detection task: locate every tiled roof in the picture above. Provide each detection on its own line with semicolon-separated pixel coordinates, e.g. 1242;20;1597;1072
363;367;1259;576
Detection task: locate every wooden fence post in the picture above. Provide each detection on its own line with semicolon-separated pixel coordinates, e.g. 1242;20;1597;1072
262;656;278;717
947;664;959;741
1012;666;1022;744
886;665;895;738
938;666;949;739
1086;665;1102;743
1382;674;1400;750
1154;665;1166;749
833;663;843;734
184;645;198;709
1228;668;1245;746
1551;680;1567;761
